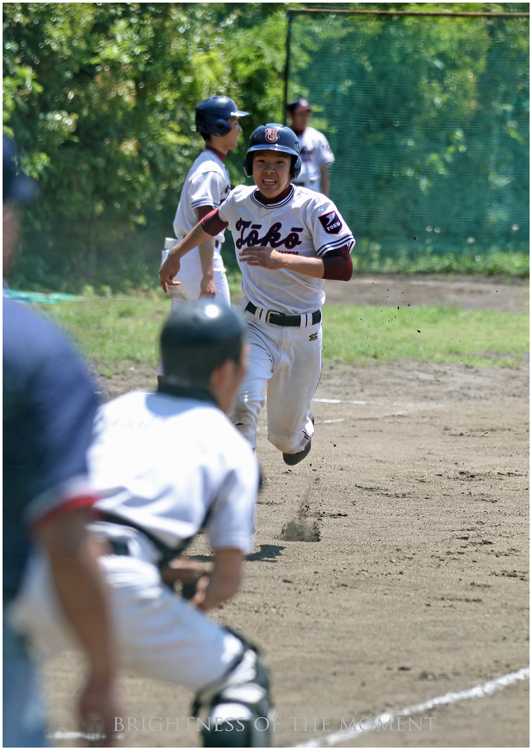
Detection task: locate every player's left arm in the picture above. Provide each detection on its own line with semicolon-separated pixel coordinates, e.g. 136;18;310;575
320;163;331;197
238;245;352;280
318;135;334;196
239;247;326;278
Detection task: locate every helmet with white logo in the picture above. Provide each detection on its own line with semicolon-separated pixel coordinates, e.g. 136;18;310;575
243;124;302;179
195;96;248;138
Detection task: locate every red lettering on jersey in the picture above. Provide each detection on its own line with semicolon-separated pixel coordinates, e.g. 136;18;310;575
235;219;303;250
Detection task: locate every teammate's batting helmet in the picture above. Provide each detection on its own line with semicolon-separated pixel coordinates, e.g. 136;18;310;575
160;300;246;389
195;96;249;137
243;123;302;179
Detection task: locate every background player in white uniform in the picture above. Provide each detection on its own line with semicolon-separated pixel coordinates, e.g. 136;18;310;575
286;97;335;196
158;96;248;382
160;124;354;466
9;300;273;747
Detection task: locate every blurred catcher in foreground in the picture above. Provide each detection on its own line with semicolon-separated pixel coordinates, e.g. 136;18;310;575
9;299;274;747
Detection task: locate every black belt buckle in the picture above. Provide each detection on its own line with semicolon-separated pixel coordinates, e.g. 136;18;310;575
266;310;280;326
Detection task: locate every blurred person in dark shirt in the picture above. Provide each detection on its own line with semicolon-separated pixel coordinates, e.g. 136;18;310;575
3;134;118;747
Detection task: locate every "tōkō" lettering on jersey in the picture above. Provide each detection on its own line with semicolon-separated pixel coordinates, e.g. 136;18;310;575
235;219;303;250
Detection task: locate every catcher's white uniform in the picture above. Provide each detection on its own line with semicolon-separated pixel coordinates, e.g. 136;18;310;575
292;127;335;193
8;389;259;692
215;184;354;454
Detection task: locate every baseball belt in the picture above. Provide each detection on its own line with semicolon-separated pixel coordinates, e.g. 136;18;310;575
245;301;321;327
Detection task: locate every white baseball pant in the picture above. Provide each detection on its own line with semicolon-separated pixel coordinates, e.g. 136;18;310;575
7;551;244;692
230;299;322;454
157;243;231;376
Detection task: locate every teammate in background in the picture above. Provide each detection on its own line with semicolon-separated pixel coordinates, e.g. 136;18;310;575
286;98;335;196
3;135;118;746
157;96;248;384
160;124;354;466
9;300;274;748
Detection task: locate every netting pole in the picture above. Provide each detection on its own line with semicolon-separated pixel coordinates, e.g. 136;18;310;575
283;11;292;125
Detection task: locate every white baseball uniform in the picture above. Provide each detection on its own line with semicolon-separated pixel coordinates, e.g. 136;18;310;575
158;147;232;376
8;389;260;693
213;184;355;454
292;126;335;193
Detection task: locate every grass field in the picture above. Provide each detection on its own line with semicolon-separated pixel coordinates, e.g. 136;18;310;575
36;295;529;376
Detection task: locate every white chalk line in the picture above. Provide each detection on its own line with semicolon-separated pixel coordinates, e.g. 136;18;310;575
50;731;125;741
313;398;370;405
293;666;530;748
49;668;529;745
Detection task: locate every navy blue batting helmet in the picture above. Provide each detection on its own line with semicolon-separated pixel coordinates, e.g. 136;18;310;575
195;96;249;138
242;124;302;179
160;300;246;387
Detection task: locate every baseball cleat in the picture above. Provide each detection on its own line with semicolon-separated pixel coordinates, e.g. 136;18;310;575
283;413;314;466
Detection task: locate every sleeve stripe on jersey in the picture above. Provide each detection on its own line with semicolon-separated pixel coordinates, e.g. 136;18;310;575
191;199;221;209
317;235;356;256
23;475;95;527
32;494;98;531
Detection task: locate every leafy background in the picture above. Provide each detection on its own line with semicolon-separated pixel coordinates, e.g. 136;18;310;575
3;3;528;293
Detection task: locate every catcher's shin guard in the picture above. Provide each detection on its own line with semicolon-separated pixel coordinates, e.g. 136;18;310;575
193;633;273;747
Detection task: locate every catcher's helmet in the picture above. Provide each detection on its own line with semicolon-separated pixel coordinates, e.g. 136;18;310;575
195;96;249;138
243;124;302;179
160;299;246;387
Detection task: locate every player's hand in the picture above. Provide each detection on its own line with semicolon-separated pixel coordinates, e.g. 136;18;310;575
78;672;119;746
200;276;216;298
189;574;211;611
238;246;285;269
161;556;211;588
159;253;182;294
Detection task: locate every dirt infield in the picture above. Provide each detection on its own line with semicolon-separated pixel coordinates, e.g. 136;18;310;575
45;276;529;747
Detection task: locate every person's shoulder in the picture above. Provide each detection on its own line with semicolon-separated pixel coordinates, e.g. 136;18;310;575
228;183;254;202
94;390;151;426
3;299;74;362
293;185;330;206
196;407;256;458
304;126;324;139
231;183;254;196
307;126;331;145
103;389;151;411
189;150;226;177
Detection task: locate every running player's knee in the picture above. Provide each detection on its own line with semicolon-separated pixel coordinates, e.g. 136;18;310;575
193;633;273;747
267;430;303;454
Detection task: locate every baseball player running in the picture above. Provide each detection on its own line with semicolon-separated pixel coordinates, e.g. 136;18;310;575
160;124;354;465
9;300;273;747
286;98;335;196
158;96;248;383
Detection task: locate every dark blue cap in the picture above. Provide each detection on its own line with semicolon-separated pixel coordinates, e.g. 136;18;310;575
3;135;39;205
160;300;246;386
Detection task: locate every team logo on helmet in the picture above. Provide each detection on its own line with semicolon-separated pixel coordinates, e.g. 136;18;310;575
318;211;342;235
264;128;280;143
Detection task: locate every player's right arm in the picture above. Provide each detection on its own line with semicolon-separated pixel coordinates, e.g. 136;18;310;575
35;508;118;743
159;222;213;293
191;547;243;612
197;205;217;298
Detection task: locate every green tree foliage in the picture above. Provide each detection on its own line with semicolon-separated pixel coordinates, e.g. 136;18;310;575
3;3;528;291
3;2;286;292
289;3;528;262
